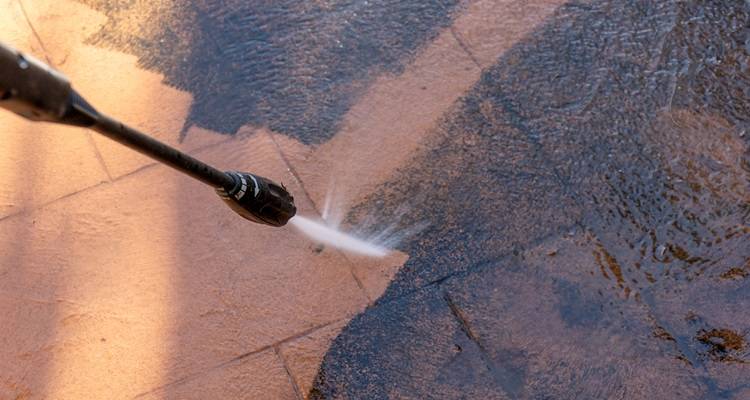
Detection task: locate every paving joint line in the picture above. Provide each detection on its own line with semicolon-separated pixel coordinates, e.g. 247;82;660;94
274;345;305;400
263;129;318;212
85;132;115;182
449;25;482;69
133;319;343;398
111;135;237;182
442;290;484;350
0;180;109;224
0;136;236;224
16;0;53;65
263;129;372;303
367;221;583;310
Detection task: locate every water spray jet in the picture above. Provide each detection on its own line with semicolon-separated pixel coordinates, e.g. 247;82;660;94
290;216;390;257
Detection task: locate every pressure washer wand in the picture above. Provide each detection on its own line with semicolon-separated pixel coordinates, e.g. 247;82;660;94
0;42;295;227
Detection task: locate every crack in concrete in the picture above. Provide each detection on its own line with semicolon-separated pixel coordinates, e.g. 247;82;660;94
443;289;524;398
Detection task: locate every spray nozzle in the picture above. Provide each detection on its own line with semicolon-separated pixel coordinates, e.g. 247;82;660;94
0;42;72;122
217;171;297;227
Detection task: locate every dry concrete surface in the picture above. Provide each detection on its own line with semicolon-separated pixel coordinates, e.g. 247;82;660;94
0;0;566;398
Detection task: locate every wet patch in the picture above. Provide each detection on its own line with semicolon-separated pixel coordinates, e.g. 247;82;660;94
78;0;461;143
555;279;605;328
313;0;749;397
309;286;509;399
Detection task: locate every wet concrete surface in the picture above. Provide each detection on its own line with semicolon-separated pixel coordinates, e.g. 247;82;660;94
1;0;748;398
312;0;750;398
80;0;460;143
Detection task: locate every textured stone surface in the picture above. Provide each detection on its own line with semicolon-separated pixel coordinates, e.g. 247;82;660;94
2;0;748;398
442;234;703;399
0;1;108;219
312;1;750;398
137;350;298;400
311;287;510;400
0;133;367;399
279;320;348;399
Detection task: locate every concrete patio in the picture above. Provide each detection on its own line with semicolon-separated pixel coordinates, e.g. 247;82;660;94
1;0;748;399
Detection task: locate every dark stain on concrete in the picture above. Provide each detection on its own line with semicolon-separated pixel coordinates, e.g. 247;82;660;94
697;328;747;363
313;0;749;398
78;0;460;143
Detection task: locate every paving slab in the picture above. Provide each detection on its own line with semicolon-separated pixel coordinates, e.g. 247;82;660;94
334;65;581;303
0;1;108;219
17;0;227;179
279;320;349;399
0;132;367;399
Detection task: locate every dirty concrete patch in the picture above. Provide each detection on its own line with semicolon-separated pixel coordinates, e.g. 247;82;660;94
441;248;702;399
310;286;510;399
341;51;583;303
313;0;750;397
77;0;462;143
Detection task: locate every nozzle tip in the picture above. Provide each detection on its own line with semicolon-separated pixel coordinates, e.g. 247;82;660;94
216;171;296;227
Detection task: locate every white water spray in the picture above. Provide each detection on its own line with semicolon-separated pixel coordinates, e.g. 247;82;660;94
290;215;390;257
290;181;428;258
